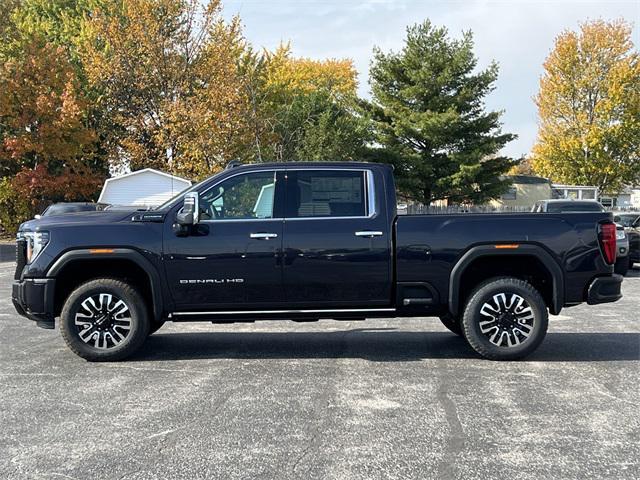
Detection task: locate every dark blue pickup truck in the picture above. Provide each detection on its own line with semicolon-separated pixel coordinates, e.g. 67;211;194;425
12;162;622;361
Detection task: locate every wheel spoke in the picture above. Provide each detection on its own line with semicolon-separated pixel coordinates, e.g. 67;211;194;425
78;325;97;342
74;292;132;349
479;292;535;349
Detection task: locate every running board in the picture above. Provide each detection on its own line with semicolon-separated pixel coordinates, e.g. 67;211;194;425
170;307;396;318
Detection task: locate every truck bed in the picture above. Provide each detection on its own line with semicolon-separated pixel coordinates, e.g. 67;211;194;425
395;212;614;308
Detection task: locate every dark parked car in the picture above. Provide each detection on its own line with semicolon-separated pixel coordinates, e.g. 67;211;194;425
613;212;640;229
13;162;622;362
613;213;640;269
36;202;105;219
533;200;630;275
532;199;605;213
628;230;640;268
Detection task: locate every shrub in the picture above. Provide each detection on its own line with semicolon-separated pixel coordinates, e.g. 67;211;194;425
0;176;31;235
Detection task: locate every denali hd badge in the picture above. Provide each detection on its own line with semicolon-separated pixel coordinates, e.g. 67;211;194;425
180;279;244;284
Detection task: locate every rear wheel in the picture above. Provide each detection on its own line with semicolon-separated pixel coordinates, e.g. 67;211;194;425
461;277;548;360
439;314;463;336
60;278;150;361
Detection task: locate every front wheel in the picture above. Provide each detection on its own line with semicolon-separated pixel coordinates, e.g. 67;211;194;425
60;278;150;361
461;277;548;360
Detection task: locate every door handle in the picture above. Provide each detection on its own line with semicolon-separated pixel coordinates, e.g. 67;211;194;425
250;232;278;239
355;231;383;237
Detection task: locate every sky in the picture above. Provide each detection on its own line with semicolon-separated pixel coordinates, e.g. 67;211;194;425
222;0;639;159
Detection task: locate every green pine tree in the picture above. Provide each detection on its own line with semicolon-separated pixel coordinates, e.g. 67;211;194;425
367;20;516;205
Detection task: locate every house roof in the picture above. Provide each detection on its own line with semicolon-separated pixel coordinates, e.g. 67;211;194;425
506;175;550;185
98;168;191;205
102;168;191;184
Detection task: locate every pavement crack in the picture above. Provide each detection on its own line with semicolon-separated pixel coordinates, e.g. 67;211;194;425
435;380;467;479
291;427;322;476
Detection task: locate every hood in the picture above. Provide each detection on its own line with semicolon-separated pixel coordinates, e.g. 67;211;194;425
19;209;141;232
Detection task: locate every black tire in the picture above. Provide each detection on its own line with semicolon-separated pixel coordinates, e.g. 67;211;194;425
614;256;630;276
461;277;548;361
60;278;150;361
439;313;463;336
148;321;165;335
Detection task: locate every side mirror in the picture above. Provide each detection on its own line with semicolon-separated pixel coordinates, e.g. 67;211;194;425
173;192;200;236
34;214;42;220
176;192;200;226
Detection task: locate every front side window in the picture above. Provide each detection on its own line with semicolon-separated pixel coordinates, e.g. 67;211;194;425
200;171;276;220
286;170;367;218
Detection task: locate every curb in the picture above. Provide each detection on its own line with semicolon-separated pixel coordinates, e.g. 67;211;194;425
0;244;15;263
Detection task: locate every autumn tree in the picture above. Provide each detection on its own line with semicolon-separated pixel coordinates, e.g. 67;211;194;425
367;21;516;205
532;20;640;193
10;0;100;62
508;156;534;176
81;0;250;179
0;0;21;62
241;45;369;162
0;40;96;173
0;39;101;229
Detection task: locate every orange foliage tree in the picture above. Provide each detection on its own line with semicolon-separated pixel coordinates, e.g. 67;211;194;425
81;0;251;180
0;39;101;229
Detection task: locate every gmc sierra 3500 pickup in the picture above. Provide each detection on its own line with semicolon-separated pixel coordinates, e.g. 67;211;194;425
12;162;623;361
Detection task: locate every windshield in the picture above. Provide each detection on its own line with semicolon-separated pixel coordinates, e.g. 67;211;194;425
616;214;640;227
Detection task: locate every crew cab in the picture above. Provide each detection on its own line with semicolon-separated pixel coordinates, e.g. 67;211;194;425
13;162;623;361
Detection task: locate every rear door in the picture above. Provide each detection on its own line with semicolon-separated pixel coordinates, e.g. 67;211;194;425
282;168;392;309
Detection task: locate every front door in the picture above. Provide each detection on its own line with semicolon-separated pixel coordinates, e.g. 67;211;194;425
164;170;285;310
282;169;392;309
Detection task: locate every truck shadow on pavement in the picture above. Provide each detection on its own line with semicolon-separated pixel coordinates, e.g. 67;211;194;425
130;330;640;363
626;267;640;277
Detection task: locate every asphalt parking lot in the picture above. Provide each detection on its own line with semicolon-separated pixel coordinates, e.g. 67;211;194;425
1;262;638;480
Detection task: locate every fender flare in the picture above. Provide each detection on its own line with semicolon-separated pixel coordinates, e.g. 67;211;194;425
47;248;164;321
448;244;564;316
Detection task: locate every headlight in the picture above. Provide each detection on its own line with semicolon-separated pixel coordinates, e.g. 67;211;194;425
24;231;49;263
616;229;626;240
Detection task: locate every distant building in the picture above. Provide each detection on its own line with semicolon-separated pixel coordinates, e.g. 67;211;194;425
601;186;640;209
98;168;191;207
630;188;640;209
551;184;599;201
490;175;552;209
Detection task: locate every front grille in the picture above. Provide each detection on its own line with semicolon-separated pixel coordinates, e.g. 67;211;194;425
15;239;26;280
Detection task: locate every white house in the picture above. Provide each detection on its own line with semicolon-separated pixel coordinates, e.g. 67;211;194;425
551;184;599;201
98;168;191;207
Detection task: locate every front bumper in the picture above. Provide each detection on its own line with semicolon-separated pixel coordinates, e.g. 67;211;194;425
12;278;56;327
587;274;623;305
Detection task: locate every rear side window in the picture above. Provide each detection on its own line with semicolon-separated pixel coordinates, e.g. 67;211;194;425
285;170;367;218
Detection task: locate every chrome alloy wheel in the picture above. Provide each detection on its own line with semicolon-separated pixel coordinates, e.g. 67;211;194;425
478;293;535;348
74;293;132;349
